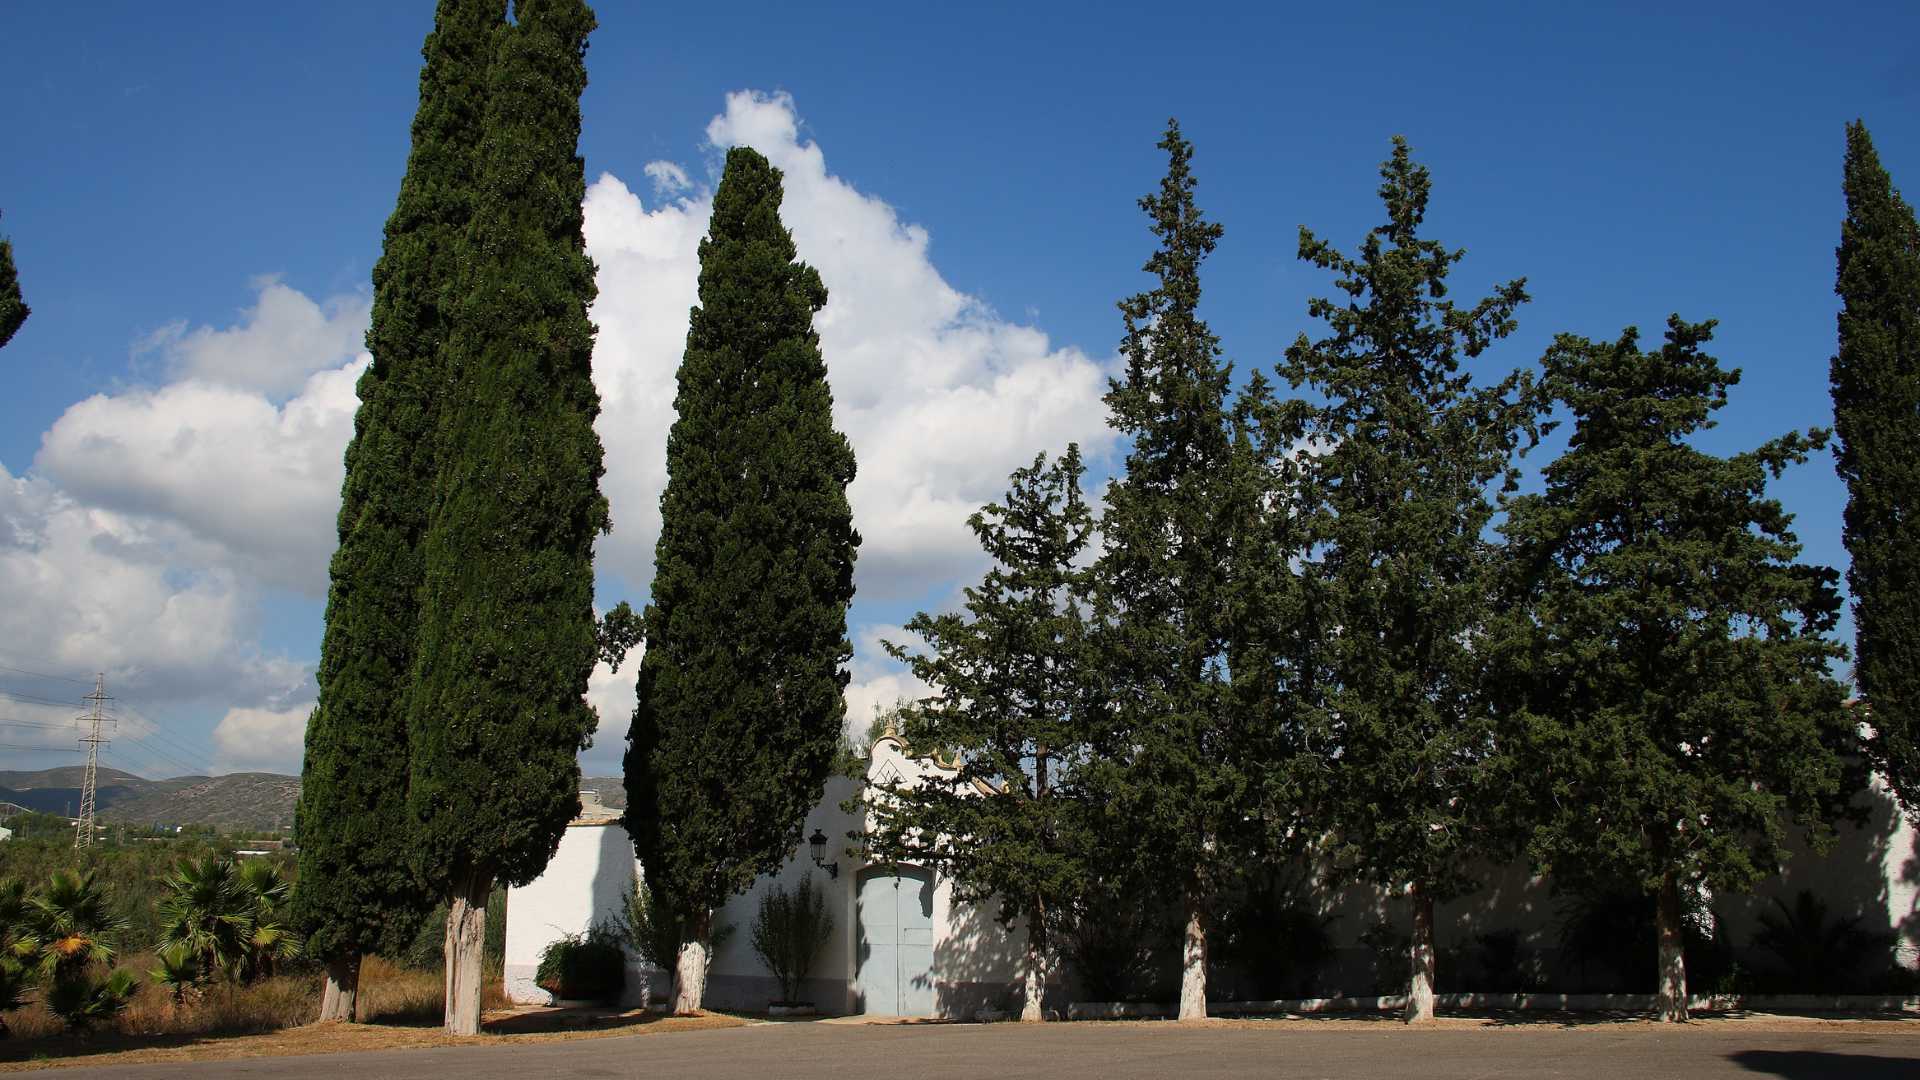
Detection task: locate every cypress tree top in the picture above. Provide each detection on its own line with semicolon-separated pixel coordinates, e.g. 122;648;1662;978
1830;121;1920;819
0;214;27;351
626;146;859;922
406;0;606;894
294;0;501;963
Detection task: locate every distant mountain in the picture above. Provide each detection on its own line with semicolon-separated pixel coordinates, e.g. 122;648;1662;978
0;766;298;832
0;767;627;832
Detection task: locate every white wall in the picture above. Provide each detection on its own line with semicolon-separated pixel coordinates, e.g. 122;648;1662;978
503;822;639;1005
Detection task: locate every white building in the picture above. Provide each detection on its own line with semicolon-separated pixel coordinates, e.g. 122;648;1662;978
504;730;1030;1017
507;734;1919;1013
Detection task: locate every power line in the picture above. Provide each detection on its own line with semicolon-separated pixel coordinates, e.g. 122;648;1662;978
0;688;81;709
0;663;92;685
0;743;81;753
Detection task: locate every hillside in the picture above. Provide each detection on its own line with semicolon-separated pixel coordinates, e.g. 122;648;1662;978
0;768;627;832
0;766;299;832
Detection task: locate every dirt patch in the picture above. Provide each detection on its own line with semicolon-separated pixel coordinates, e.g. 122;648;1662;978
0;1009;746;1072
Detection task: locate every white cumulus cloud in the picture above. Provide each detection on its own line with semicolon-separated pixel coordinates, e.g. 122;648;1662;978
212;702;313;773
138;278;370;399
586;90;1117;603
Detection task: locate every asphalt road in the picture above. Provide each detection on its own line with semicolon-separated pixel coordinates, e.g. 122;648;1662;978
38;1021;1920;1080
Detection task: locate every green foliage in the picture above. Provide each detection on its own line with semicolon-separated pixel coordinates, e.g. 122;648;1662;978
159;855;304;985
1282;136;1541;905
869;447;1096;953
1084;121;1303;985
158;855;250;981
1553;886;1727;993
22;871;124;983
1829;121;1920;821
625;146;858;939
596;601;643;672
406;0;607;899
1749;889;1892;993
296;0;499;967
1497;318;1859;958
0;835;276;953
1210;871;1336;1000
612;877;683;972
747;874;834;1004
1053;882;1176;1003
534;922;625;1003
1468;929;1543;993
43;968;138;1032
148;942;202;1005
0;212;26;351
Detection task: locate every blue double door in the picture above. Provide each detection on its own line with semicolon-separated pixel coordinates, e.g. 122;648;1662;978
857;867;935;1016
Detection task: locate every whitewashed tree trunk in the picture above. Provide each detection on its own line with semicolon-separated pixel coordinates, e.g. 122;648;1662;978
1656;874;1688;1023
1177;894;1207;1021
1404;884;1436;1024
319;953;360;1023
444;872;491;1035
672;910;712;1015
1019;905;1045;1022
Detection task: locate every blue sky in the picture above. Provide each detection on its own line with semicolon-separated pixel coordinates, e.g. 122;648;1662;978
1;1;1914;779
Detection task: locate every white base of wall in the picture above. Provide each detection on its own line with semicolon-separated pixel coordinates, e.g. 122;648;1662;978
1066;992;1920;1020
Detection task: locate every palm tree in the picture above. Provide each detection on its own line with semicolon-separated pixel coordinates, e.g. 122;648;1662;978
22;871;123;983
235;860;302;980
44;968;138;1032
148;942;202;1010
158;855;252;981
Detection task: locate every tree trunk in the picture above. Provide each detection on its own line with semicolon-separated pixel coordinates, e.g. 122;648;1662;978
1020;901;1046;1022
444;871;491;1035
319;952;361;1023
1656;874;1688;1023
1177;891;1207;1021
672;909;712;1015
1404;883;1436;1024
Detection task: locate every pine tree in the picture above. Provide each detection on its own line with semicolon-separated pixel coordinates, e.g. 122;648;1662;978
1280;137;1539;1023
624;146;859;1015
869;446;1097;1023
1831;121;1920;820
404;0;605;1036
1498;318;1857;1022
1087;121;1299;1021
293;0;498;1023
0;213;27;351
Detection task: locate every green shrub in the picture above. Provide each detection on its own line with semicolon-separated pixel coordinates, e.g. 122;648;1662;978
1750;890;1894;993
535;923;626;1003
1212;873;1336;1000
44;968;138;1031
748;875;834;1005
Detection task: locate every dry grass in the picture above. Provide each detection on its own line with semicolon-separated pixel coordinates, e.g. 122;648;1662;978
0;955;520;1065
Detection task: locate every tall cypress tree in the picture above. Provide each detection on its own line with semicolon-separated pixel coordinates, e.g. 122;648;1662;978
869;446;1097;1023
293;0;498;1023
404;0;605;1036
0;213;27;351
1087;121;1295;1021
1831;121;1920;820
624;147;859;1015
1498;318;1855;1022
1280;138;1538;1023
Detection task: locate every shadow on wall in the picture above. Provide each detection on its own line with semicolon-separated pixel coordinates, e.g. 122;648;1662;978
930;891;1036;1018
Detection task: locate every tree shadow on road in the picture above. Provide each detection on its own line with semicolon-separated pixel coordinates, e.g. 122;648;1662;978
1729;1049;1920;1079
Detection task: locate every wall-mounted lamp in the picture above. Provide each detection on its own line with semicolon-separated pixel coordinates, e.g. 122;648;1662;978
808;828;839;879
